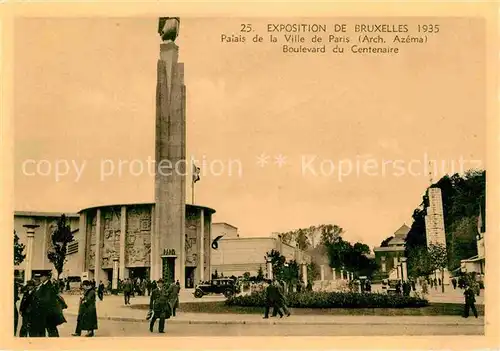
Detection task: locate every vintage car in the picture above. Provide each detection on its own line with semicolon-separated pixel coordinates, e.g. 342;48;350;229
193;278;240;298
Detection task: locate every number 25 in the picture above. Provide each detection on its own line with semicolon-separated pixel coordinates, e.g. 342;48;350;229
241;24;252;32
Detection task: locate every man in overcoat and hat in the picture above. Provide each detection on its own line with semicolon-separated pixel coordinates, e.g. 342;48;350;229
19;280;36;337
31;272;66;337
149;279;172;333
72;280;98;337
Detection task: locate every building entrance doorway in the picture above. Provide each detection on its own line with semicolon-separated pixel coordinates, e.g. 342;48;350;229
162;257;175;284
185;267;195;288
129;267;148;281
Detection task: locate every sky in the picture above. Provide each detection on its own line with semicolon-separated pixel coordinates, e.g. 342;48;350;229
14;17;485;249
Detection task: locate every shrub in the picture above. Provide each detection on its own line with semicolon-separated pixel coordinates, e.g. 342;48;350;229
226;290;429;308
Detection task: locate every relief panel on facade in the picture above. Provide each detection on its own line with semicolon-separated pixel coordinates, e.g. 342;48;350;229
185;211;198;267
126;206;151;267
101;207;121;269
204;213;211;271
86;212;97;270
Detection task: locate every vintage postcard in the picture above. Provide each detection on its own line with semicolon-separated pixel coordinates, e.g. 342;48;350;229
1;1;498;349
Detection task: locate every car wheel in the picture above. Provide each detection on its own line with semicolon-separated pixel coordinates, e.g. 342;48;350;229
194;289;204;298
223;289;233;298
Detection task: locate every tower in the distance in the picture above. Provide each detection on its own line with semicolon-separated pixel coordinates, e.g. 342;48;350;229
425;187;447;248
151;17;186;284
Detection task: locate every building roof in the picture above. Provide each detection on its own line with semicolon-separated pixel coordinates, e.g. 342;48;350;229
14;211;79;218
373;246;406;252
213;222;238;229
393;224;410;238
78;202;216;214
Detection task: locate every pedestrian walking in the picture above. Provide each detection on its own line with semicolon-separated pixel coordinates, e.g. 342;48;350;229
451;278;457;289
123;278;132;305
19;280;36;337
463;285;478;318
97;281;104;301
169;281;180;317
149;279;172;333
72;280;98;337
30;272;66;337
274;280;290;317
263;279;283;319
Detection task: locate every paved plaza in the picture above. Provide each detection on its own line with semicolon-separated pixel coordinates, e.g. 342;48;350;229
54;315;483;336
38;288;484;336
15;287;484;337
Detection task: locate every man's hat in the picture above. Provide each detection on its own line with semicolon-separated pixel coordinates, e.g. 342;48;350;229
157;279;164;284
39;271;52;277
25;280;35;287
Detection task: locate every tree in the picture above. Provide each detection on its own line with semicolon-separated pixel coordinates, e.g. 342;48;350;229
428;243;448;293
265;249;286;280
47;214;74;280
447;216;479;269
14;230;26;266
319;224;344;246
282;260;300;287
380;236;393;247
407;247;433;278
307;261;320;283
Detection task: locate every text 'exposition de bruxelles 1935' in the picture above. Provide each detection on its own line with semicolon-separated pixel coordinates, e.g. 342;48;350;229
220;23;441;55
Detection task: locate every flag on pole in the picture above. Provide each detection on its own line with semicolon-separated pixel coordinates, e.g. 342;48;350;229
192;163;200;183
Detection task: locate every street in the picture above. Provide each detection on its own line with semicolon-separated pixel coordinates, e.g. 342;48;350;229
54;315;483;337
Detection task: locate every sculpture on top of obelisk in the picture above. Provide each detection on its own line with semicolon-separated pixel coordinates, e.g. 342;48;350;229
158;17;180;42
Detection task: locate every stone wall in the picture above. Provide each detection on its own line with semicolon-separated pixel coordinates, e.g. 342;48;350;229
125;205;151;267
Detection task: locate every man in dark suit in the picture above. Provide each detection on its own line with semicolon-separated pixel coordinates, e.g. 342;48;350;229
97;281;105;301
169;281;181;317
31;272;66;337
123;278;132;305
463;285;478;318
19;280;36;337
263;279;283;318
149;279;172;333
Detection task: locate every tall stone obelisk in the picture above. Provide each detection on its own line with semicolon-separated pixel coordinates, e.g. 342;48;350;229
152;17;186;284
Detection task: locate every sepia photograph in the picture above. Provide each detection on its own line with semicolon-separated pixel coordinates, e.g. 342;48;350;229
7;10;494;343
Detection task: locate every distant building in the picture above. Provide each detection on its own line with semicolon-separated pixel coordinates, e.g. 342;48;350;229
210;224;311;277
14;211;80;282
212;222;239;240
373;224;410;280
